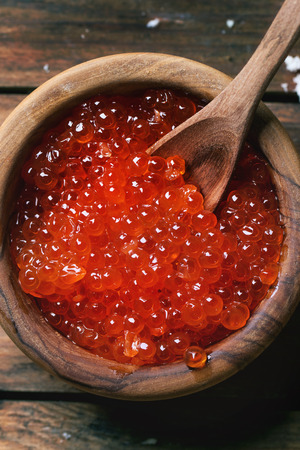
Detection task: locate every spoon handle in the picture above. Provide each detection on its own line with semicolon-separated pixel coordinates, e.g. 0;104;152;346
206;0;300;135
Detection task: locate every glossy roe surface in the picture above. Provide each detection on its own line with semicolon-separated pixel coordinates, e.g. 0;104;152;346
10;89;284;367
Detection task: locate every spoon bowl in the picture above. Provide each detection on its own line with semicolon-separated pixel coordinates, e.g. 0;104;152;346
149;117;240;210
149;0;300;210
0;53;299;400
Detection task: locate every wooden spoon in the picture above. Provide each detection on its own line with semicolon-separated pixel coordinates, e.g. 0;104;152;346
149;0;300;211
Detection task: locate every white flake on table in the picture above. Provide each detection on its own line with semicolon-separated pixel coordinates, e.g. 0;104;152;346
283;56;300;101
281;82;288;93
43;64;50;73
146;18;161;28
284;55;300;72
293;74;300;101
62;432;72;440
226;19;235;29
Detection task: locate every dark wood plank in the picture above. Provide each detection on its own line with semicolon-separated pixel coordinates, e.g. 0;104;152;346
0;327;77;392
0;0;299;90
0;400;299;449
267;102;300;152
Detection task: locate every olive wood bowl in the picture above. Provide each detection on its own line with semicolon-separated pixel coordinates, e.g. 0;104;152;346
0;53;299;401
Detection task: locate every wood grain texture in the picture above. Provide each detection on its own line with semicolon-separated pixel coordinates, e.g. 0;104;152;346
0;95;24;125
0;1;298;447
0;0;299;90
0;54;299;400
0;401;300;449
0;327;77;393
0;305;299;398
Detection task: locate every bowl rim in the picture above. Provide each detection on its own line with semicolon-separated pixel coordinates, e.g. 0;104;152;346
0;52;299;400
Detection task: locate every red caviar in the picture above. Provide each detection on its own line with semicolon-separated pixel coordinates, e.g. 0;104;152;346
10;89;283;368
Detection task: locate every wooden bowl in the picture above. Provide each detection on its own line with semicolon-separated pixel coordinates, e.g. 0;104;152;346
0;53;299;400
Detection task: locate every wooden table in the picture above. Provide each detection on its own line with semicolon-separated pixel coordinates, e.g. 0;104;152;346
0;1;299;448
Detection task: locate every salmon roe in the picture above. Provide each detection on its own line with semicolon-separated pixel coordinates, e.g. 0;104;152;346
10;89;283;368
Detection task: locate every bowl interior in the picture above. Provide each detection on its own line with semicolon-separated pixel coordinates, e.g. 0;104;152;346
0;53;299;400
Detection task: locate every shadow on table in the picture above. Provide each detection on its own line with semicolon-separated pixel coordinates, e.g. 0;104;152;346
91;306;299;448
